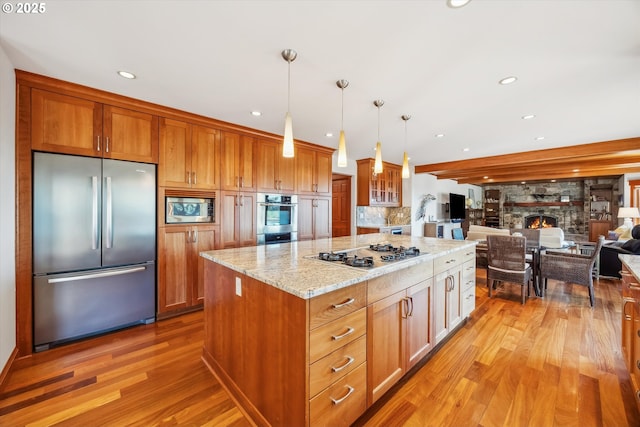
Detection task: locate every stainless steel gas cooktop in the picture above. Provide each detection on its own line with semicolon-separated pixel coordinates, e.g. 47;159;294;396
309;243;426;269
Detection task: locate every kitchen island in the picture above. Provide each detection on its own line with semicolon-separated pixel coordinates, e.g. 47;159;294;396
201;234;477;427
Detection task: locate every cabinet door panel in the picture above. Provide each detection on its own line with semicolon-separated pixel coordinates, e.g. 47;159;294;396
315;151;332;195
278;153;296;193
158;227;190;313
406;279;433;369
296;147;316;193
103;105;158;163
31;88;101;156
297;197;315;241
220;132;240;190
238;193;256;247
220;192;239;248
159;118;190;187
256;139;278;191
314;197;332;239
368;291;405;405
191;125;220;189
193;226;217;305
239;136;255;191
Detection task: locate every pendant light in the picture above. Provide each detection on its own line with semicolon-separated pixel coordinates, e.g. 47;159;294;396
281;49;297;158
373;99;384;174
401;115;411;179
336;80;349;167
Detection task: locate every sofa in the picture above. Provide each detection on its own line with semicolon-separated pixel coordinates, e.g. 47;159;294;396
599;225;640;278
466;224;510;241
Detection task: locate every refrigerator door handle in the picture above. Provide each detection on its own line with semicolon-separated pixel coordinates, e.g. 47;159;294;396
105;176;113;249
92;176;99;250
47;266;147;283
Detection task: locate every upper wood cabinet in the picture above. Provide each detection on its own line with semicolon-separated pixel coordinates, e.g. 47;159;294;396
159;118;220;189
356;158;402;207
220;132;256;191
255;139;295;193
296;146;332;195
31;88;159;163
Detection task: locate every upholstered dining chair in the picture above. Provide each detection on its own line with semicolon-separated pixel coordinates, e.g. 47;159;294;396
539;235;604;307
486;235;533;304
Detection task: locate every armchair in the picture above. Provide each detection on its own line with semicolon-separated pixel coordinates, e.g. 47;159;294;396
486;235;533;304
539;236;604;307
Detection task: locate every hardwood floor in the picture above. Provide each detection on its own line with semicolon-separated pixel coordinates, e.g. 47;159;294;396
1;270;638;427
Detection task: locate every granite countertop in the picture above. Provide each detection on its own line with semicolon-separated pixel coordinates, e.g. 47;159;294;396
201;234;477;299
619;254;640;282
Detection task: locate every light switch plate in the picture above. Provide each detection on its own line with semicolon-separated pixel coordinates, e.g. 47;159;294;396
235;277;242;296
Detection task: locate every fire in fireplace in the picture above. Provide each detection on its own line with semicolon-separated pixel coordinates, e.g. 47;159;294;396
525;214;557;229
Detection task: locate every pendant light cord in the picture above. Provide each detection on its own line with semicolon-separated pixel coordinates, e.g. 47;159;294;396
377;105;380;140
287;60;291;112
341;88;344;129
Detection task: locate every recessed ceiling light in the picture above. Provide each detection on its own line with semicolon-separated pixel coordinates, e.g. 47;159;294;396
572;169;579;173
117;70;136;79
447;0;472;8
499;76;517;85
522;114;536;120
435;133;445;138
535;136;545;140
463;148;470;152
325;132;333;137
483;176;489;179
250;111;262;116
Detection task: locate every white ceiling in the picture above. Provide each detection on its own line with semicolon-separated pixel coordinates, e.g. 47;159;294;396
2;0;639;170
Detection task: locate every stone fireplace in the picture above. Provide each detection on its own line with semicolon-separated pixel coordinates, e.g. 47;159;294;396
525;214;558;229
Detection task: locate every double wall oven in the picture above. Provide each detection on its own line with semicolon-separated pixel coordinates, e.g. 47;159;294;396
257;193;297;245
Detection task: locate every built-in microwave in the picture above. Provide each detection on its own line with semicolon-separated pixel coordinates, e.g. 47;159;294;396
166;196;214;224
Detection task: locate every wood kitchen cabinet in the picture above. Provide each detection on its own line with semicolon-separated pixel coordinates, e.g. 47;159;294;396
219;191;256;248
296;146;332;195
367;263;434;405
433;254;462;344
31;88;159;163
298;195;331;241
220;132;256;191
620;263;640;412
255;138;295;193
157;224;217;316
159;118;220;189
356;158;402;207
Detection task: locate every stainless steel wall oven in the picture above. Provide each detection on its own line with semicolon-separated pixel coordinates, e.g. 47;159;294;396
257;193;297;245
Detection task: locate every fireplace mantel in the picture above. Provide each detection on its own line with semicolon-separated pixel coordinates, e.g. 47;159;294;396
503;201;583;207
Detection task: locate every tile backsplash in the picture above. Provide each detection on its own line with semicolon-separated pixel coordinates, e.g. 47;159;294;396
356;206;411;227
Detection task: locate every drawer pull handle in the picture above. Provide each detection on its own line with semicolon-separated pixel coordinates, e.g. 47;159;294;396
332;298;355;309
331;385;355;405
332;327;355;341
446;259;456;264
331;356;355;373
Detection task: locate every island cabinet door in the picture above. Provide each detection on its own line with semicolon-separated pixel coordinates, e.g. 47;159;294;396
406;278;434;370
367;289;406;405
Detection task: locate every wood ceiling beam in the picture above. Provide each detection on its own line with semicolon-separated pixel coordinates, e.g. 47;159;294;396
430;154;640;180
415;137;640;174
455;166;640;185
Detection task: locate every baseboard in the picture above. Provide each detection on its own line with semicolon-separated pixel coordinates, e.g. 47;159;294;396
0;346;18;392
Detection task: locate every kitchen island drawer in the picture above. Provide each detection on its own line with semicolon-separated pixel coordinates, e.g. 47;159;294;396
309;307;366;363
462;247;476;263
434;250;462;274
309;282;366;330
462;287;476;317
309;362;367;427
309;335;366;397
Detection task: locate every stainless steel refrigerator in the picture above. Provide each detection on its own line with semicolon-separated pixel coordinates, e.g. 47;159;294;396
33;152;156;351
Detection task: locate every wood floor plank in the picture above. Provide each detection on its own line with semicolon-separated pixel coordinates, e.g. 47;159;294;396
1;274;638;427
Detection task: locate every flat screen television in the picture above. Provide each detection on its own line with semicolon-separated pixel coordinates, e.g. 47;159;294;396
449;193;466;222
